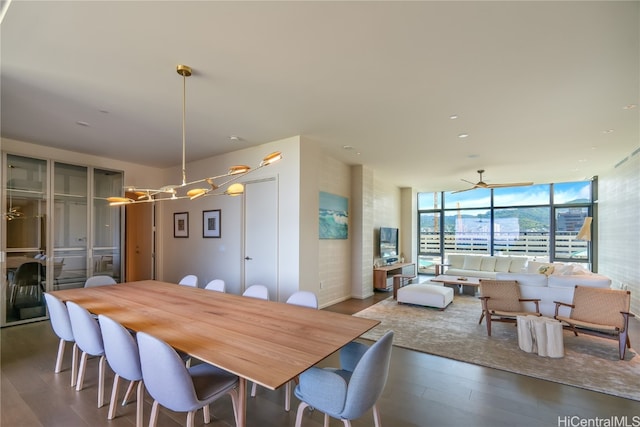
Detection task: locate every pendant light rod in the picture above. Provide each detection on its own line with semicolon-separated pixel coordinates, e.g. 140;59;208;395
107;64;283;206
177;64;192;187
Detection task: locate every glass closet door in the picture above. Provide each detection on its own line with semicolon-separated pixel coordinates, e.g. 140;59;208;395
53;162;88;290
92;169;122;282
3;154;48;324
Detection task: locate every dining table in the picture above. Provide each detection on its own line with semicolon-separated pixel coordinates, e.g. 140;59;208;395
49;280;380;427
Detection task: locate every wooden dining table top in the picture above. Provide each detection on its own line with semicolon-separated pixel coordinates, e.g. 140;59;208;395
49;280;380;391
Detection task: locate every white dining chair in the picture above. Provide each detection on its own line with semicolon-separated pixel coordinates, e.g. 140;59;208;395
43;293;79;387
98;315;144;427
204;279;226;293
136;331;240;427
251;290;319;410
84;275;117;288
66;301;107;408
242;284;269;300
178;275;198;287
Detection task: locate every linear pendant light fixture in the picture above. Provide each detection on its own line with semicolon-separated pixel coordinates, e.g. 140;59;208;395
107;64;282;206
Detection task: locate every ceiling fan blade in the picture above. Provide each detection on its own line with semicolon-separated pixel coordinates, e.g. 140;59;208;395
451;187;476;194
461;178;476;185
487;182;533;188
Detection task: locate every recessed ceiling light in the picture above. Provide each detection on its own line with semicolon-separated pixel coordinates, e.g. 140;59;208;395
99;109;109;114
602;129;614;134
623;104;637;110
449;115;458;120
229;136;240;142
343;145;354;150
458;133;469;139
76;121;90;127
467;154;479;158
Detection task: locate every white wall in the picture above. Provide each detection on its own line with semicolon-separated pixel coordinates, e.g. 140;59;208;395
373;176;402;265
318;156;353;306
598;146;640;314
156;136;305;302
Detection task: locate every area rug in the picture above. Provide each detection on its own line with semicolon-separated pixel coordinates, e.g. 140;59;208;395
354;296;640;401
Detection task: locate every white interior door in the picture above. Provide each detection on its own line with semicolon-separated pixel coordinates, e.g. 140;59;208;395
244;178;278;301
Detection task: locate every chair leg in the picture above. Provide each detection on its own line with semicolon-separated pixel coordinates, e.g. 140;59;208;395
98;355;106;408
70;343;78;387
619;330;629;360
373;403;382;427
227;388;240;427
55;339;65;373
149;400;160;427
295;402;310;427
76;352;89;391
202;404;210;424
324;413;330;427
186;410;196;427
108;374;121;420
123;380;136;405
341;420;352;426
486;314;492;336
250;381;257;397
135;381;144;427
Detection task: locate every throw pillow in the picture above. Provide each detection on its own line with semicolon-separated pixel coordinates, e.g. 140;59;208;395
538;265;555;276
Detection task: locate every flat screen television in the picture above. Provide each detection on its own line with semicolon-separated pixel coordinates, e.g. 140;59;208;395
379;227;399;261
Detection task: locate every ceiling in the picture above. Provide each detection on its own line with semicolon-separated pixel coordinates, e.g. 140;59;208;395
1;1;638;192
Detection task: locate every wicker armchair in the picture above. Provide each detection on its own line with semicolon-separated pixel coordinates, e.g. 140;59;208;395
478;280;541;336
554;286;634;360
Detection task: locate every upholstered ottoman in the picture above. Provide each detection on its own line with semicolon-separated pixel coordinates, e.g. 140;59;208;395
397;283;454;310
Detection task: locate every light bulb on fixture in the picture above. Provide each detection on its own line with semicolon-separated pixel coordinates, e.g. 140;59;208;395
107;64;282;206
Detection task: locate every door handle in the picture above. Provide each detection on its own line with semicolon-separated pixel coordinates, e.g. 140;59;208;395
244;256;252;260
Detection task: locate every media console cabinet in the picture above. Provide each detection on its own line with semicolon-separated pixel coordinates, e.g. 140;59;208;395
373;262;416;290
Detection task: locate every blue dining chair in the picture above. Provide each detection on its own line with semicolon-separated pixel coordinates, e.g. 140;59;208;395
43;293;78;387
84;275;117;287
204;279;226;292
136;331;240;427
250;290;319;411
242;284;269;300
98;315;144;427
294;330;394;427
66;301;107;408
178;275;198;287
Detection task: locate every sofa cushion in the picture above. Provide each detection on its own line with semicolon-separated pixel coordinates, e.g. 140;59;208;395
496;273;548;287
495;257;512;272
448;254;465;269
480;256;497;272
509;257;527;272
463;255;483;271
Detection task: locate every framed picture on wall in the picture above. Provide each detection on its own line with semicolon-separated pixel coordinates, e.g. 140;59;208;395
203;209;221;238
174;212;189;238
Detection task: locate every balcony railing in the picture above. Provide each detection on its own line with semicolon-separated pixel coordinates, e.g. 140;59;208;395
419;232;587;259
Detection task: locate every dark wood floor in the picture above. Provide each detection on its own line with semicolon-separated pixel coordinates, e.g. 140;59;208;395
2;290;639;427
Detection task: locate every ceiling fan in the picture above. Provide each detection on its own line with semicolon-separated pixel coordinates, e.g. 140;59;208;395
453;169;533;193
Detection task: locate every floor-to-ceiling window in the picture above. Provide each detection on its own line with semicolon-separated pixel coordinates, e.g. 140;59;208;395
417;180;594;274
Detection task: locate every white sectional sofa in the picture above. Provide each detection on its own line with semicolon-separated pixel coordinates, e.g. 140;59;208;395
445;254;528;279
443;254;612;317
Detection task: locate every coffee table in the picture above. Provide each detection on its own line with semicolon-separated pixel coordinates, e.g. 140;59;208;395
432;274;481;295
